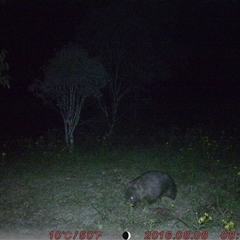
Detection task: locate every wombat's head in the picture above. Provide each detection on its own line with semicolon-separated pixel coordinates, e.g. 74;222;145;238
166;183;177;200
125;184;143;205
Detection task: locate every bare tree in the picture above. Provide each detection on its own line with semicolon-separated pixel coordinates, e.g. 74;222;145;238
97;41;133;135
30;44;108;152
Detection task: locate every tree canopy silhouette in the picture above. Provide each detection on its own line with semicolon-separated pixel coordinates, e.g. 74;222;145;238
29;43;108;151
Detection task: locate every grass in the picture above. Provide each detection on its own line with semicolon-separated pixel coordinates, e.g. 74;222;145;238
0;126;239;239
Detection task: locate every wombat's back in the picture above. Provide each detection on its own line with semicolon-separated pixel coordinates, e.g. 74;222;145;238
125;170;177;205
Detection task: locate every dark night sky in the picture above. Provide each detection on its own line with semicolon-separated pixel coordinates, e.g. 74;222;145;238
0;1;240;140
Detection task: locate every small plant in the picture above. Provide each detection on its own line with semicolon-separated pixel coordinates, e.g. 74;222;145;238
176;210;214;231
127;203;135;225
147;219;157;231
222;220;236;231
195;212;213;230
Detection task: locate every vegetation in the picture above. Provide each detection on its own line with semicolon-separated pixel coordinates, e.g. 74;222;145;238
29;43;108;152
0;125;239;238
0;2;239;239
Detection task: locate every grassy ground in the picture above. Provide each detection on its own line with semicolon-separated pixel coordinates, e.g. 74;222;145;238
0;127;239;239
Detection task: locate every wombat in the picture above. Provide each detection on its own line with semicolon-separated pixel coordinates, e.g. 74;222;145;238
125;170;177;205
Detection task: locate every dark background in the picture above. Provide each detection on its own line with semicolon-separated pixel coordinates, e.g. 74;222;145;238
0;1;240;141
